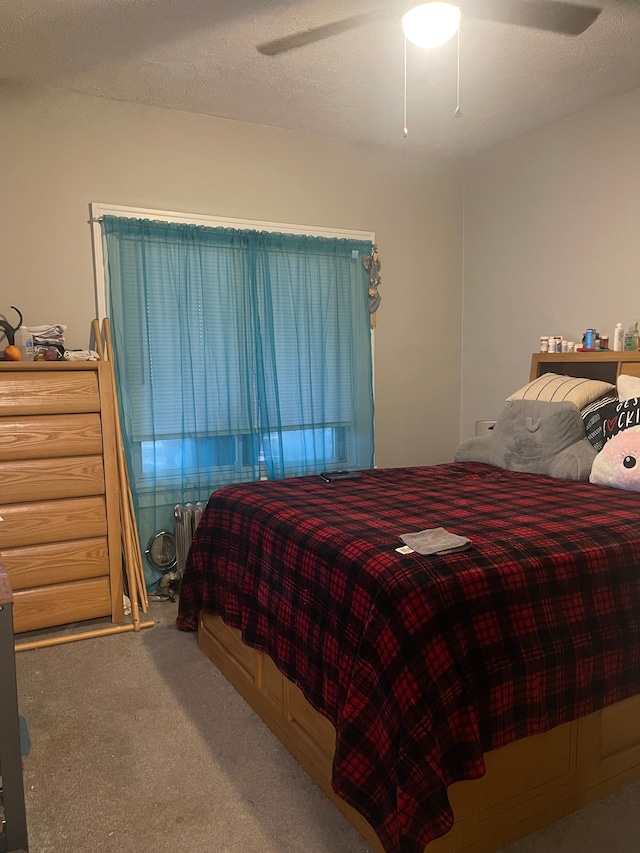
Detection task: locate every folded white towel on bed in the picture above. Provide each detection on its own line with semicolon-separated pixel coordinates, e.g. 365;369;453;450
399;527;471;556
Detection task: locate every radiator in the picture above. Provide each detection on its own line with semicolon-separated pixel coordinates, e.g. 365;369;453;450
174;502;206;577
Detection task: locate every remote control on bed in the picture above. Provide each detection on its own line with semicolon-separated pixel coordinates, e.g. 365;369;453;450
319;470;361;482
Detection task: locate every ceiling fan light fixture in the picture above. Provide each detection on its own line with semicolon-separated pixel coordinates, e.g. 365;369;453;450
402;2;461;49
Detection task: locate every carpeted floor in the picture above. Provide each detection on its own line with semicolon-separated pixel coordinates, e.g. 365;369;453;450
14;600;640;853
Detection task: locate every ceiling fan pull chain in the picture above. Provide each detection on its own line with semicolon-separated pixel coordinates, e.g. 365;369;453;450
455;23;462;118
403;35;408;137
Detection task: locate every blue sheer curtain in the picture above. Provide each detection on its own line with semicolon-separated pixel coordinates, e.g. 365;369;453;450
102;216;375;588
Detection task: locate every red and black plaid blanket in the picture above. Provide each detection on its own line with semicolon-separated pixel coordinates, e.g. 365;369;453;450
177;462;640;853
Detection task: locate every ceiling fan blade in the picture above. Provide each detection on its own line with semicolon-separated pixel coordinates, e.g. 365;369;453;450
461;0;602;35
257;0;601;56
257;9;395;55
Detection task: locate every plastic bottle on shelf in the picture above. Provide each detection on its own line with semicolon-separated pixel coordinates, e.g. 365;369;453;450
624;323;638;352
613;323;624;352
14;326;34;361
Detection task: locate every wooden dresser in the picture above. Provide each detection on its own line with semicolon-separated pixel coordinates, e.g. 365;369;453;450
0;362;123;634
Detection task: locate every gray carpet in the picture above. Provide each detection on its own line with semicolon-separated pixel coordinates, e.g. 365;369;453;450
14;601;640;853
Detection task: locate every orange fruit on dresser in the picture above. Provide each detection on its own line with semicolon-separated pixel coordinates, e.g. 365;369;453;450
3;345;22;360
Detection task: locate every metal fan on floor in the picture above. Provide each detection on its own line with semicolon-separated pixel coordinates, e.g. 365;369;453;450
257;0;602;55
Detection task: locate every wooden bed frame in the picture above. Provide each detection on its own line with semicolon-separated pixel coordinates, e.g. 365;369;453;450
196;352;640;853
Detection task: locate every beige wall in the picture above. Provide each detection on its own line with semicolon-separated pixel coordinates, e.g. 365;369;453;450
462;87;640;440
0;84;463;468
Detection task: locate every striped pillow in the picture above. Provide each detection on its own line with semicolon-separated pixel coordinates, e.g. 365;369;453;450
581;393;619;451
507;373;615;409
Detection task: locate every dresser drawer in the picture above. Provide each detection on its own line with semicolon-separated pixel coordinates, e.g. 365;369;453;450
1;537;109;590
0;455;105;503
0;370;100;416
0;413;103;460
12;577;112;633
0;496;107;548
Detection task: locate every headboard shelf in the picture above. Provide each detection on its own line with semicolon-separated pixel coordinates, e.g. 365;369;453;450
530;351;640;384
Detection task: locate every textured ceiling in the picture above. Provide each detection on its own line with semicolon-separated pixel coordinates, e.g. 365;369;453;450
2;0;640;158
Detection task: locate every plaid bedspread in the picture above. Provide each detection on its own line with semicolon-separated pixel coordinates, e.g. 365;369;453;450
177;462;640;853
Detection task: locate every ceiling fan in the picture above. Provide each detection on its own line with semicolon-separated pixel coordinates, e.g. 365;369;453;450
256;0;602;55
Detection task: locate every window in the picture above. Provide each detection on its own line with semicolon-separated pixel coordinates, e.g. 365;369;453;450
93;204;375;584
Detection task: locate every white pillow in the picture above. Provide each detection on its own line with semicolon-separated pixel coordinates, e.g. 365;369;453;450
617;373;640;402
507;373;615;409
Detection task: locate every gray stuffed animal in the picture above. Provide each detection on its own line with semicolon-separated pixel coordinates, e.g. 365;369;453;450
455;399;597;481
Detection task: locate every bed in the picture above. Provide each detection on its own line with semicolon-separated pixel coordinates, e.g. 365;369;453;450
177;352;640;853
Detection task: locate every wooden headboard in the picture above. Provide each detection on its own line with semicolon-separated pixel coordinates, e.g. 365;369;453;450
530;351;640;383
